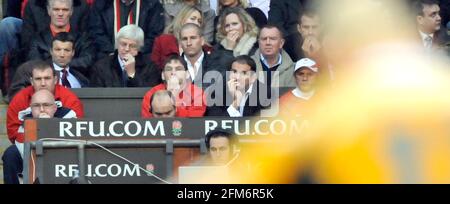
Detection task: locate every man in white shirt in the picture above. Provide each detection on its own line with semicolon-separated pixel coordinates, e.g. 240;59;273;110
413;0;449;53
179;23;224;90
50;32;89;88
206;55;273;117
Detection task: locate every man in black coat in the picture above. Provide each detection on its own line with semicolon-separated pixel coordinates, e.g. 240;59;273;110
179;23;225;90
21;0;89;51
206;55;274;117
88;0;165;59
90;24;161;87
28;31;95;78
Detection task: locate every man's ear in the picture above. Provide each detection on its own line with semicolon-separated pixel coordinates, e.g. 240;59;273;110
417;15;424;25
161;72;165;81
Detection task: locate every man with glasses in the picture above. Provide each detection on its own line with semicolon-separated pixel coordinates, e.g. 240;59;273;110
90;25;161;87
3;63;82;183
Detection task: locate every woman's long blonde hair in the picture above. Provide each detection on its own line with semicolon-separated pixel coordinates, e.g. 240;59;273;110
163;5;204;36
215;7;258;42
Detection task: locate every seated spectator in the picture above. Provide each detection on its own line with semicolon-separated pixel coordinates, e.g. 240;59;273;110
151;5;212;69
27;1;97;77
179;23;224;90
149;90;177;118
162;0;215;44
209;7;259;72
204;128;239;166
7;60;84;145
412;0;450;55
2;89;78;184
21;0;89;53
7;60;39;100
278;58;322;119
287;7;323;62
212;0;267;44
141;55;206;118
47;32;90;88
251;24;295;88
206;55;273;117
89;0;165;59
268;0;305;60
90;25;161;87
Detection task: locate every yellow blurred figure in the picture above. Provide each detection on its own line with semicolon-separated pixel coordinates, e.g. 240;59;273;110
193;0;450;184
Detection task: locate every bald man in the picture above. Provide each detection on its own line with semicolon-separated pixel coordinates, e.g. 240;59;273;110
2;89;77;184
150;90;176;118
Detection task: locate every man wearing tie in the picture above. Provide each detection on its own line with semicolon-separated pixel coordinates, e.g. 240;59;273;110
50;32;89;88
413;0;449;54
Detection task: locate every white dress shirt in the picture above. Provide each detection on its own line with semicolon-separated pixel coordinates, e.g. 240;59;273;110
184;52;204;82
53;63;82;88
419;30;434;50
227;83;254;117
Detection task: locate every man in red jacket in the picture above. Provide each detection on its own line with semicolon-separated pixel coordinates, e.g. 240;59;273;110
6;60;84;144
141;55;205;118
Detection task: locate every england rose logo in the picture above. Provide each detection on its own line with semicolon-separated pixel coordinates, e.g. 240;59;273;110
172;120;182;136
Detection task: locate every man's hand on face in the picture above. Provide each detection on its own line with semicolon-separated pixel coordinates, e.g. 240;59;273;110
227;78;244;109
302;36;322;58
123;53;136;78
167;76;182;97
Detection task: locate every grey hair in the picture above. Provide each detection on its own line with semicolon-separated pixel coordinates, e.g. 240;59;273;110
47;0;73;10
115;24;145;50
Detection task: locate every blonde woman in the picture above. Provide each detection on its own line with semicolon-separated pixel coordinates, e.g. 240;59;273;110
161;0;215;43
151;5;212;69
209;7;259;72
215;0;266;28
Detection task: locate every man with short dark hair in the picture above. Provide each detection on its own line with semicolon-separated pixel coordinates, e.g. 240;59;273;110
141;54;206;118
412;0;449;54
27;0;95;77
7;60;84;146
206;55;273;117
205;129;239;166
179;23;224;90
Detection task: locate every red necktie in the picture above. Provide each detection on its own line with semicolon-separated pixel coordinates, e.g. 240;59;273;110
61;69;71;88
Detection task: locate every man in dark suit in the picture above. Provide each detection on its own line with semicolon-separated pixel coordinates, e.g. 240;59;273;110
206;55;274;117
412;0;450;54
90;24;161;87
29;31;93;85
48;32;89;88
179;23;225;90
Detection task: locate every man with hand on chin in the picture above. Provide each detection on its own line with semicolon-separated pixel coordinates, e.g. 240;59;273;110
90;25;161;87
141;54;206;118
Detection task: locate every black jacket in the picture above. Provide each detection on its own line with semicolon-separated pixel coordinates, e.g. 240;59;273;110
88;0;165;59
268;0;305;37
183;51;227;90
206;81;273;117
208;42;258;76
28;30;96;77
20;0;89;50
90;51;161;87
